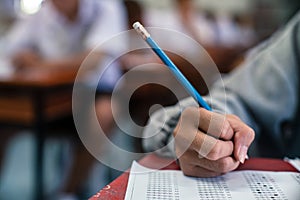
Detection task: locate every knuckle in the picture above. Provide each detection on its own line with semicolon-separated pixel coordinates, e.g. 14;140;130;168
182;107;197;117
175;147;183;157
248;128;255;140
207;151;219;161
228;114;241;121
220;120;230;138
206;142;221;161
217;159;231;173
180;107;200;127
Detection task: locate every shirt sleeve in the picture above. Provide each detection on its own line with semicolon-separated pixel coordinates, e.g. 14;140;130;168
212;12;300;142
4;15;37;57
142;97;197;157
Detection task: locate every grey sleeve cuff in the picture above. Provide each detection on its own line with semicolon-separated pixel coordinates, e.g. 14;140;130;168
142;97;197;157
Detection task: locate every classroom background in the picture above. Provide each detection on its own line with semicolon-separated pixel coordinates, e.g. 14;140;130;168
0;0;299;199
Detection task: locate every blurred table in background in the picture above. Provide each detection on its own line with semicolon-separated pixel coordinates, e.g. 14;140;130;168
0;67;77;200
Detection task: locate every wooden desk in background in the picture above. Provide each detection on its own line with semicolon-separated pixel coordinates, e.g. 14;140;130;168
0;68;77;200
90;154;298;200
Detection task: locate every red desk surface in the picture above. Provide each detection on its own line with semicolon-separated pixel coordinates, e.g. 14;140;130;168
89;154;297;200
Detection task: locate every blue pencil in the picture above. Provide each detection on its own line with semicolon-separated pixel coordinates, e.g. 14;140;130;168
133;22;212;111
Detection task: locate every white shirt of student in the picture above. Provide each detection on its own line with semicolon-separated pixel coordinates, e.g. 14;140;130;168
4;0;127;90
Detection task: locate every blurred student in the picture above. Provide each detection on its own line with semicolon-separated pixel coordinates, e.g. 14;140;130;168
178;0;257;49
143;11;300;177
2;0;126;199
121;0;216;75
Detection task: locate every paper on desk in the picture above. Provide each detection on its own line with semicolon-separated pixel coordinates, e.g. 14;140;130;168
125;161;300;200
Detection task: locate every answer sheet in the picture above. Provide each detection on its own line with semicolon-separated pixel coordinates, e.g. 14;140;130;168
125;161;300;200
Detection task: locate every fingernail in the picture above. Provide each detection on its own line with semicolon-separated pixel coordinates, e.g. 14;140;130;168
239;146;248;164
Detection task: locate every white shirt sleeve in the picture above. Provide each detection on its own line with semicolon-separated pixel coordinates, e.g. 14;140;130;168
4;15;37;56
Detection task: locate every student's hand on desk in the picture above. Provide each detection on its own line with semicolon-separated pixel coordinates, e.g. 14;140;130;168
173;107;255;177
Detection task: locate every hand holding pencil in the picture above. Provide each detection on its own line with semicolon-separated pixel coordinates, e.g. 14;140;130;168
133;22;255;177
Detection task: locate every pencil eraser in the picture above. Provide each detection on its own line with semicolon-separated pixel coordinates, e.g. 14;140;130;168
132;21;150;40
133;21;141;30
